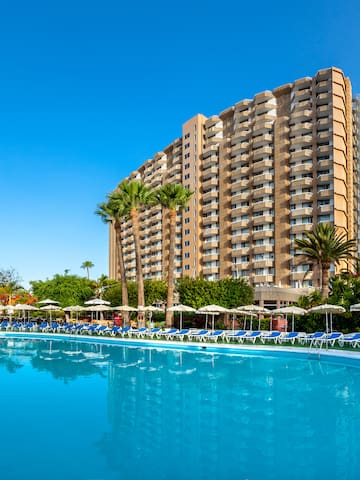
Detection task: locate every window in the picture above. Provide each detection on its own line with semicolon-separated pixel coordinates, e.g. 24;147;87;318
184;240;190;246
184;252;190;258
185;163;190;170
184;133;190;139
184;173;190;180
184;229;190;235
184;153;190;159
184;265;190;271
184;218;190;224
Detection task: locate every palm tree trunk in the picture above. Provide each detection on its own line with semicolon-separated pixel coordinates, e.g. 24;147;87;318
321;262;331;298
86;268;90;280
130;208;145;325
115;221;129;322
165;209;176;328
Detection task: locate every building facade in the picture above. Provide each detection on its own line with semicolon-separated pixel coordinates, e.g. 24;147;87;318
109;67;358;291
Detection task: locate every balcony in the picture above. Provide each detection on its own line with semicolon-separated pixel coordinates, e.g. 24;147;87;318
290;177;313;189
253;173;273;186
252;133;273;148
202;215;219;227
290;135;313;146
292;89;311;102
252;229;274;240
291;109;313;121
252;186;273;197
290;149;313;161
252;199;274;211
253;214;274;225
231;142;250;157
203;190;219;201
202;177;219;190
252;121;273;135
231;166;250;181
252;158;273;173
253;259;274;269
202;226;220;237
202;165;219;180
252;146;273;160
202;253;219;262
291;191;313;202
202;201;219;214
290;162;313;175
252;244;274;254
202;145;219;158
232;129;251;144
316;92;330;106
290;122;312;135
290;223;313;235
317;173;332;184
290;207;313;218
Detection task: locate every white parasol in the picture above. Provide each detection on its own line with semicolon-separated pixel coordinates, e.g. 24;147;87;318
167;304;196;330
308;304;345;333
271;306;307;332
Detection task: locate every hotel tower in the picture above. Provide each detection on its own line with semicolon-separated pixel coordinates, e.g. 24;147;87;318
109;67;359;302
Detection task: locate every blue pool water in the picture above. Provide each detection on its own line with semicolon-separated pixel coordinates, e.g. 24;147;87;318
0;337;360;480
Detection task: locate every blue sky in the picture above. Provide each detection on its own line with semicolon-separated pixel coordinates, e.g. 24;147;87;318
0;0;359;288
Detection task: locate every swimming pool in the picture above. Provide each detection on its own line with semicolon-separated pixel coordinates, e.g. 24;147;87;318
1;335;360;480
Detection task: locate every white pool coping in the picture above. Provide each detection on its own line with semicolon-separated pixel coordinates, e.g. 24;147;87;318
2;330;360;363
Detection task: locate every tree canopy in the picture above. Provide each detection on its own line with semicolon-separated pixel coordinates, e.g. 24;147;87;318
30;274;94;307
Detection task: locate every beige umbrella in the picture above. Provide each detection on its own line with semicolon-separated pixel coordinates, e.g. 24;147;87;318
350;304;360;312
87;304;112;322
85;298;111;306
239;305;270;330
63;305;84;320
167;304;196;329
271;306;307;332
40;304;62;322
112;305;137;312
38;298;59;305
308;304;345;333
198;304;228;330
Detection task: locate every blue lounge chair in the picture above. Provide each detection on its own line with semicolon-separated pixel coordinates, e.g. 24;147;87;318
188;329;209;341
338;332;360;348
278;332;300;344
171;329;190;341
147;327;162;338
129;327;148;337
321;332;343;347
225;330;248;343
204;330;224;342
118;326;131;337
244;331;262;343
301;331;325;345
260;331;282;344
158;328;179;340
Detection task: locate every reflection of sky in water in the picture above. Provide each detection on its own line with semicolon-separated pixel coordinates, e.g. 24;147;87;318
0;338;360;479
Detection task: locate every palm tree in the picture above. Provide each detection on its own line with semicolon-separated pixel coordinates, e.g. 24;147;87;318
155;184;193;327
294;223;357;297
118;180;154;322
81;260;94;280
95;193;129;309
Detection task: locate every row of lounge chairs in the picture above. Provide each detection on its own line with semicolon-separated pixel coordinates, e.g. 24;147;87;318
1;320;360;348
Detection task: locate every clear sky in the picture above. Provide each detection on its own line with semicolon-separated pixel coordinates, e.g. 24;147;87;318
0;0;359;289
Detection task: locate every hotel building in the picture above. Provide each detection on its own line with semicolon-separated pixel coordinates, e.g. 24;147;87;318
109;67;359;300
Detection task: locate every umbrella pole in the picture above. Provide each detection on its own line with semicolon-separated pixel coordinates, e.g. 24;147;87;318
330;313;333;333
258;315;260;331
250;317;253;331
326;312;328;333
292;314;294;333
